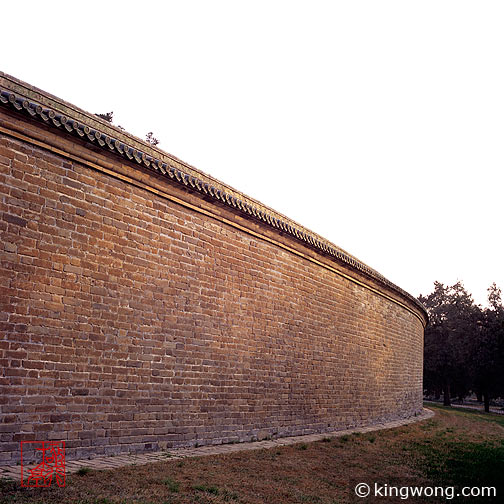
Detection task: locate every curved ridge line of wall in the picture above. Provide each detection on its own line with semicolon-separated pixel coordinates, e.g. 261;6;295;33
0;81;427;323
0;122;426;327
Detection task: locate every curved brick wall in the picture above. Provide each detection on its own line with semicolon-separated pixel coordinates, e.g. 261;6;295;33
0;73;427;463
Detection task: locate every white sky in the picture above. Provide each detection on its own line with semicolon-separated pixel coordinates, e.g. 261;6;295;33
2;1;503;307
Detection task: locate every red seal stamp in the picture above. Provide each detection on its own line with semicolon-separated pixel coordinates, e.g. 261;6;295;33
20;441;66;487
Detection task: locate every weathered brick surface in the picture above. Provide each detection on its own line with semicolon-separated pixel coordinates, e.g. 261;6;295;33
0;104;425;463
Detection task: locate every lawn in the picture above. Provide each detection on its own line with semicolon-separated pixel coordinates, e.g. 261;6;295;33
1;404;503;503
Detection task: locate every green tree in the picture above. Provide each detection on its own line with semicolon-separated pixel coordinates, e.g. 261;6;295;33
472;283;504;411
419;282;480;406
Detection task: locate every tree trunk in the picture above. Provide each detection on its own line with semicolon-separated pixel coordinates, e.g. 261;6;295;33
443;381;451;406
483;391;490;413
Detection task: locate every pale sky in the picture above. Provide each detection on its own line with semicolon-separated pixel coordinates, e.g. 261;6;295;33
2;1;503;307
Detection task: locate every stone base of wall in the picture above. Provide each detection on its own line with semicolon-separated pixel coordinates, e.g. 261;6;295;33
12;405;426;465
0;409;434;480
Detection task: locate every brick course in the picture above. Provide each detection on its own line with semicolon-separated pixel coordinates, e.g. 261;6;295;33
0;76;426;463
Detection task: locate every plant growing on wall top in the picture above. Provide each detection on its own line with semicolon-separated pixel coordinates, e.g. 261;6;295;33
145;131;160;146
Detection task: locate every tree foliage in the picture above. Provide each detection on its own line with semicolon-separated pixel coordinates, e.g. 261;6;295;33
420;281;504;411
472;283;504;411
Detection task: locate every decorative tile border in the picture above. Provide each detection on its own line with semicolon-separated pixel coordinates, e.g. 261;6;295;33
0;76;427;322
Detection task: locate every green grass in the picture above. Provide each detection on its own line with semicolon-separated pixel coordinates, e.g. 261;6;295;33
424;401;504;428
163;476;180;492
406;436;504;488
410;404;504;501
193;483;220;495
